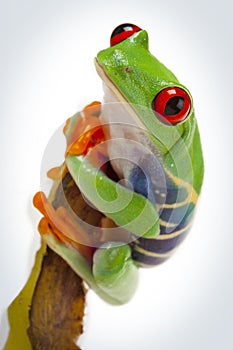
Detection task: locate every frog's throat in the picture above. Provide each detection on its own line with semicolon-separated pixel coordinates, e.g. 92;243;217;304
94;58;142;121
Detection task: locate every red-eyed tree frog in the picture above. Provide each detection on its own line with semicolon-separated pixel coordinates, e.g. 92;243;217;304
34;24;204;304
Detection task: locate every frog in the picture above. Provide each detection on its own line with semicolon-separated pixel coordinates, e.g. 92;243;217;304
33;23;204;305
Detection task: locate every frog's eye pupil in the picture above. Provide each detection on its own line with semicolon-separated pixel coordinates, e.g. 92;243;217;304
110;23;142;46
152;87;191;125
165;96;184;116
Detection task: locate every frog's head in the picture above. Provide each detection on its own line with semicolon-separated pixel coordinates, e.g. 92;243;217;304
95;24;204;194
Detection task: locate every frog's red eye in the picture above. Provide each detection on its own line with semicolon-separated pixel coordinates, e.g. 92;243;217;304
110;23;142;46
152;87;191;125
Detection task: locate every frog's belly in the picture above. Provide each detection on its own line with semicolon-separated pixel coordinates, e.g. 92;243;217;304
100;83;166;194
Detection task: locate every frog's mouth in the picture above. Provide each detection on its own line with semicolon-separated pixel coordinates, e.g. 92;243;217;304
95;58;146;128
94;58;167;151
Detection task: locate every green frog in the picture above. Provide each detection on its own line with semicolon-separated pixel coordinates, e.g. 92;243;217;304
34;23;204;304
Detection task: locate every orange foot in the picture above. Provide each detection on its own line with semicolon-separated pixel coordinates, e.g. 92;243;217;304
33;191;96;262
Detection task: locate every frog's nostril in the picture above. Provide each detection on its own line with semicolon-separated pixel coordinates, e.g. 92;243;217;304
110;23;142;46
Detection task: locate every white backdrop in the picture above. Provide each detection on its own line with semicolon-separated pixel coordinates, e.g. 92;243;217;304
0;0;232;349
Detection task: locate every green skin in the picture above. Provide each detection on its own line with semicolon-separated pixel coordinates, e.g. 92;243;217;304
44;28;204;304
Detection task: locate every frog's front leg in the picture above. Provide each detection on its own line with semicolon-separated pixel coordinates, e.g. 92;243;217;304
66;154;160;239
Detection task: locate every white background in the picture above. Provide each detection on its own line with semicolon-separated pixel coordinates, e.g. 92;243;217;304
0;0;232;349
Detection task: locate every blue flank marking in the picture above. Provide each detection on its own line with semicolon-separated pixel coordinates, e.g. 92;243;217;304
128;165;156;204
130;171;196;266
